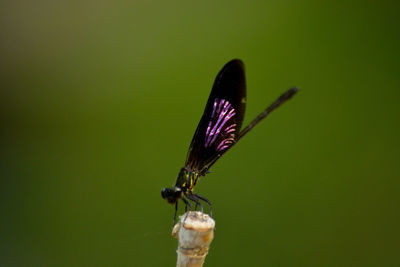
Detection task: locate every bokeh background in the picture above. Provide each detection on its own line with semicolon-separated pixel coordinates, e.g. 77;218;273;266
1;0;399;266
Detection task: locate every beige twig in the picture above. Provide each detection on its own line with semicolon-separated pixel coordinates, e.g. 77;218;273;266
171;211;216;267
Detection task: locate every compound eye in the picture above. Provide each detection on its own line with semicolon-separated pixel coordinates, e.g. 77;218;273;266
161;188;170;199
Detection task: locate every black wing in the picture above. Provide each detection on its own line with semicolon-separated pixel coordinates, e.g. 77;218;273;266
185;59;246;175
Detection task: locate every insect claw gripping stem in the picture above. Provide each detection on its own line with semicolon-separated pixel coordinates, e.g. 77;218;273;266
193;193;213;218
188;194;213;222
188;194;203;213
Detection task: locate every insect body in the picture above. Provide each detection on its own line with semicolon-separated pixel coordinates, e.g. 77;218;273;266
161;59;297;223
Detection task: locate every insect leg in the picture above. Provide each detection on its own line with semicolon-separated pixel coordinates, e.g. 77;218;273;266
181;197;191;212
192;193;213;218
181;197;192;222
187;194;203;213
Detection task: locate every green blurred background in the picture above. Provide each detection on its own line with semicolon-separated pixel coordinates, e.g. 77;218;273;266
1;0;399;266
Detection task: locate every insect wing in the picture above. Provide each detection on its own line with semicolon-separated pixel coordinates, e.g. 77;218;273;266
185;59;246;173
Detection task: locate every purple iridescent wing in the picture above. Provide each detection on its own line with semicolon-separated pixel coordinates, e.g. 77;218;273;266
185;59;246;174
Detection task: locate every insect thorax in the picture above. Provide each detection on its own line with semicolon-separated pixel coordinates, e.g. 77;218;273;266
175;167;199;193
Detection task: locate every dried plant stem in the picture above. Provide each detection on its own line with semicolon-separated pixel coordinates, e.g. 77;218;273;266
171;211;216;267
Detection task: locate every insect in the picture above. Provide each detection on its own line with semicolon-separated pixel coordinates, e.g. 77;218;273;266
161;59;298;223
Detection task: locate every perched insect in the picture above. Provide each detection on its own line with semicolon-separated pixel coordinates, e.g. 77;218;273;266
161;59;298;223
